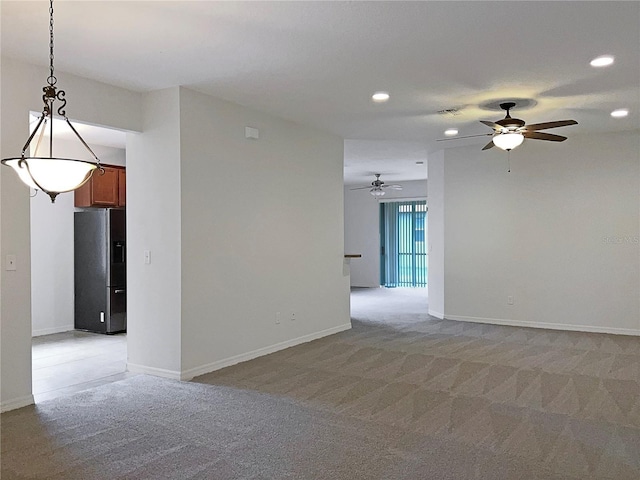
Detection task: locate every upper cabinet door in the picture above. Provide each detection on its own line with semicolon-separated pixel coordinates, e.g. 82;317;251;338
74;165;126;208
91;167;119;206
118;169;126;207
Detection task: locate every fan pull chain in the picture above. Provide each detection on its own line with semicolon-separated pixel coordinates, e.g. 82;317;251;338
507;151;511;173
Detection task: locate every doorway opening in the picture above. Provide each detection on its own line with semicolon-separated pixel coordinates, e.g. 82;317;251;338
29;116;131;402
379;200;427;287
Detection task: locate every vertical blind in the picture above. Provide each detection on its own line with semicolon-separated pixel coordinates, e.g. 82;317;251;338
380;200;427;287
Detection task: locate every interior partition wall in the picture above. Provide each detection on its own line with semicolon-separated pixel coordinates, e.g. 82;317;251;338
380;200;428;287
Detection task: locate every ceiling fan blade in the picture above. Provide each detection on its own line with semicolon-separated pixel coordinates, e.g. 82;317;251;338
437;133;493;141
382;184;403;190
350;186;373;191
523;131;567;142
480;120;502;130
523;120;578;131
482;140;495;150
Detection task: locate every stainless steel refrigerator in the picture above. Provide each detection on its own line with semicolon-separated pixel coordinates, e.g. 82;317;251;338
74;209;126;334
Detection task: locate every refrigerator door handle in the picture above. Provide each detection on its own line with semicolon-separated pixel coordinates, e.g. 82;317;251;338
114;289;126;294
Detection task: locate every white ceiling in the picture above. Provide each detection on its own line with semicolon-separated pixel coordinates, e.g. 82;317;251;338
3;1;639;185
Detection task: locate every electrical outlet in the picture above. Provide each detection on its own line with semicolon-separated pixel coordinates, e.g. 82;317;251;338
507;296;514;305
275;312;281;325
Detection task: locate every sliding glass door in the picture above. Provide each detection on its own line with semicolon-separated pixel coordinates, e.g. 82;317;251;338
380;200;427;287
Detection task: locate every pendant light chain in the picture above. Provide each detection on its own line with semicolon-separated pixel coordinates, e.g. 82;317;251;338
47;0;57;86
1;0;102;203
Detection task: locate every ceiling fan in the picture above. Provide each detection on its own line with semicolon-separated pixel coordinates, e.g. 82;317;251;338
480;102;578;151
351;174;402;197
438;102;578;151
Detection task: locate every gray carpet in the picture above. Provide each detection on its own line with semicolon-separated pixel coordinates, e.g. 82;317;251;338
2;287;639;479
1;375;570;480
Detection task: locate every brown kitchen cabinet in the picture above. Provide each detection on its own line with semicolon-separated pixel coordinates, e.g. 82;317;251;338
75;165;126;208
118;169;126;207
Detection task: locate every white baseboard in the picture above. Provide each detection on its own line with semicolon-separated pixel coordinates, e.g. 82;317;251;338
32;324;74;337
180;322;353;381
126;363;182;380
445;314;640;337
1;394;34;413
429;309;444;319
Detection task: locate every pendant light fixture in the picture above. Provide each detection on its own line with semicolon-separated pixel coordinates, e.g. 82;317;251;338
1;0;101;203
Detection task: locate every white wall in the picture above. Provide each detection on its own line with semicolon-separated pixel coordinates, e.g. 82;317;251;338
30;191;74;336
3;56;351;406
344;179;427;287
438;131;640;334
94;146;126;168
178;87;351;377
426;151;444;317
344;187;380;287
126;88;182;378
0;57;141;411
1;59;33;411
30;142;126;337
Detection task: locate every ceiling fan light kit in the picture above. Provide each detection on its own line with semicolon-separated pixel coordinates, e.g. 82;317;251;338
1;0;101;203
492;132;524;151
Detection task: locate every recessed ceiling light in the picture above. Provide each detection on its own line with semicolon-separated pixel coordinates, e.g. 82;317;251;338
372;91;390;103
444;128;459;136
611;109;629;118
590;55;614;67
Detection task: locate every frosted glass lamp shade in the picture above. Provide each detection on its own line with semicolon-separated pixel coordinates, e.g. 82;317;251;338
493;133;524;151
3;157;96;193
0;0;103;204
370;188;386;197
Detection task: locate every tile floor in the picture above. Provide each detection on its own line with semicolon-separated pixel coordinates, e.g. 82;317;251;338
32;331;134;403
